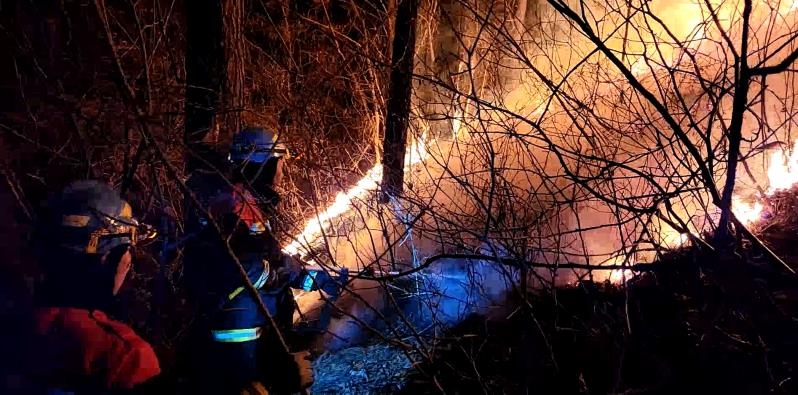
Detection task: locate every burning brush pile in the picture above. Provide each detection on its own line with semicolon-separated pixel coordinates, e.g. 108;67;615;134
308;183;798;394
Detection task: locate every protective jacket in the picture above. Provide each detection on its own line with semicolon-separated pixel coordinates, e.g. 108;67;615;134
182;182;308;394
185;168;232;237
23;307;160;393
11;180;161;394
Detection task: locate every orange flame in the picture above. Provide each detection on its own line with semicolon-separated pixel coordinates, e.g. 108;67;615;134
283;131;431;258
733;140;798;226
285;1;798;281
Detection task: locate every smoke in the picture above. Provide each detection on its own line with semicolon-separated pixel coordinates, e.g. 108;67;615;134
415;254;519;327
316;256;518;352
318;278;388;352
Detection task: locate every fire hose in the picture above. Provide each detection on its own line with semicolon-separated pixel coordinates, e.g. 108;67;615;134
315;253;660;283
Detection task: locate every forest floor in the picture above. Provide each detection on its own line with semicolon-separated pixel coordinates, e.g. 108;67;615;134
3;186;798;395
309;187;798;395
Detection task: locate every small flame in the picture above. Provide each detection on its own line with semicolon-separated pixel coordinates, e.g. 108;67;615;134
732;140;798;226
732;197;765;226
609;268;635;284
598;255;636;284
765;140;798;194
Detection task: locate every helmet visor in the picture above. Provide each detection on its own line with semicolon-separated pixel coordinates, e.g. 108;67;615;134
229;142;291;164
83;206;158;253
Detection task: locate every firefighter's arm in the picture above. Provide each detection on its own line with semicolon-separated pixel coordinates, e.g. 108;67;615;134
276;255;346;297
92;312;161;390
106;336;161;390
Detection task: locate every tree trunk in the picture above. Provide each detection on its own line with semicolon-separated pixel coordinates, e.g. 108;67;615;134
716;0;753;245
184;0;223;172
380;0;419;202
217;0;246;144
279;0;300;141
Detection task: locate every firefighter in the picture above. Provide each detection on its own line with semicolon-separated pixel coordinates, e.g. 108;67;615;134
227;126;288;224
182;126;341;394
14;180;161;393
224;126;343;328
225;126;297;331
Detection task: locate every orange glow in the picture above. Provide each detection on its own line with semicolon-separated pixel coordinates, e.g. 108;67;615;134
732;197;765;226
284;1;798;283
609;268;635;284
765;140;798;194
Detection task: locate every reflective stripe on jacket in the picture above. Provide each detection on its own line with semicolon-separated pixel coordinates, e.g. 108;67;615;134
209;258;277;343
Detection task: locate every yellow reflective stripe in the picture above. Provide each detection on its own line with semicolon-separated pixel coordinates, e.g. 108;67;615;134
86;234;99;254
210;328;262;342
226;265;270;301
227;286;245;301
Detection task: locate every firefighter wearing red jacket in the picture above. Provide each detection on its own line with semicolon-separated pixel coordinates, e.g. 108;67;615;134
16;180;161;393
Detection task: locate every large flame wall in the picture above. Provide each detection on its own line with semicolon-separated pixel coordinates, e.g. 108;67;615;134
296;0;798;347
409;0;798;271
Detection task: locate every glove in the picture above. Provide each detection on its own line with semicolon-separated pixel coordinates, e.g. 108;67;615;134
275;254;304;284
300;268;346;298
267;350;314;393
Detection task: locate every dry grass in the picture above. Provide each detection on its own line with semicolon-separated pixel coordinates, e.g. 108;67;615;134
312;342;417;394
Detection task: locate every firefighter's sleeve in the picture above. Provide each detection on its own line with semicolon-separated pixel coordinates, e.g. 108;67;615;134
90;311;161;390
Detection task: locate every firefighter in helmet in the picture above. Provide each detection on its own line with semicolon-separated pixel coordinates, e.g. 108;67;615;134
224;126;342;320
227;126;289;221
183;126;342;394
15;180;160;393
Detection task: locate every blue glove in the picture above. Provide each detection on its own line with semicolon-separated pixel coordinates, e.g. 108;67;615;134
300;268;346;297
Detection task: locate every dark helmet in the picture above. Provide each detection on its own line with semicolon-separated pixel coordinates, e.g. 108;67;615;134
43;180;156;255
229;127;289;165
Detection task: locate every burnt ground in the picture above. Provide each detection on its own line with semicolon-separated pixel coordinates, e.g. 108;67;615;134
400;258;798;394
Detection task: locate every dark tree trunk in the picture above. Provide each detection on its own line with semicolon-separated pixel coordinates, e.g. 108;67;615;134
279;0;300;139
380;0;419;202
184;0;223;172
217;0;246;144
